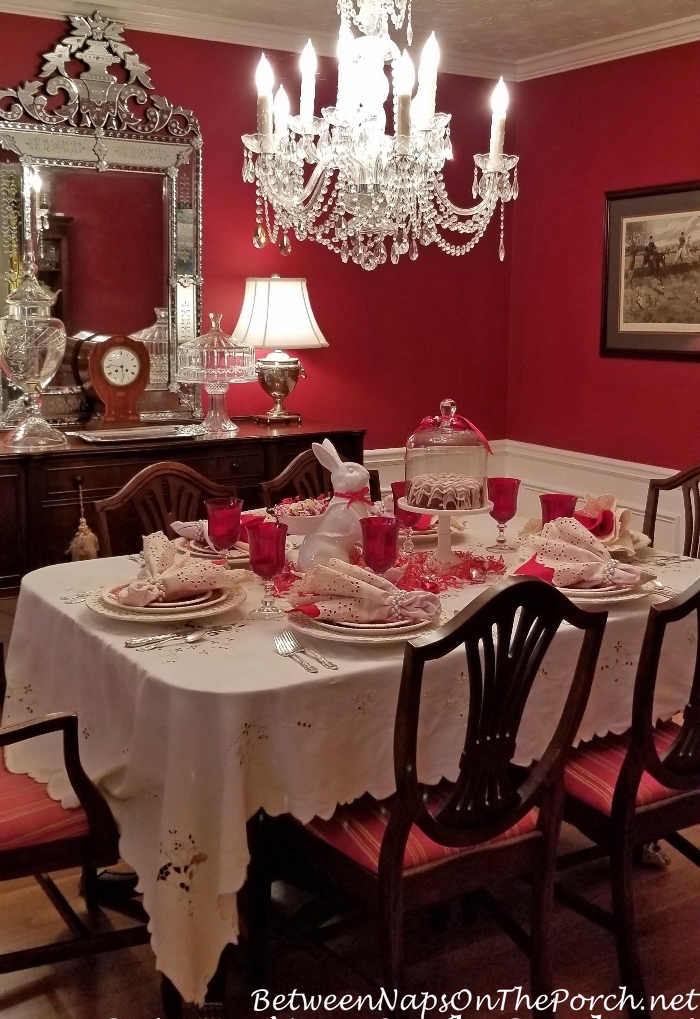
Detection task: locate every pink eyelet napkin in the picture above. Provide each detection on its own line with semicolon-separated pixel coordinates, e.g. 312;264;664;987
520;493;651;559
117;531;244;607
288;558;441;623
513;518;656;589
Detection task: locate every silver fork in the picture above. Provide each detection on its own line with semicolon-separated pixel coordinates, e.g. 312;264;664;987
279;629;338;670
273;634;318;673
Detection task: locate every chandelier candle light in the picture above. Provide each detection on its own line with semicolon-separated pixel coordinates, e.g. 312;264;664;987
242;0;518;270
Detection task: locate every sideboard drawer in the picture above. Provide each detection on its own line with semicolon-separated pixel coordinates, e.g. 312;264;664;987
44;446;264;498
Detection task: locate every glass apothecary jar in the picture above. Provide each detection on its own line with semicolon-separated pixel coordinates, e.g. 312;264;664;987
132;308;169;388
0;254;67;451
405;398;489;510
176;312;256;436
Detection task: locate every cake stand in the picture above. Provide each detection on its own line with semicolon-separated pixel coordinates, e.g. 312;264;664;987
397;498;493;567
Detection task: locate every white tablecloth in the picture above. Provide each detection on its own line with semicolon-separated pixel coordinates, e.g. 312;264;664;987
4;530;700;1004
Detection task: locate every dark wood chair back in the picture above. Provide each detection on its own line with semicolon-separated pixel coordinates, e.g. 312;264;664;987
643;464;700;556
261;447;381;508
615;577;700;811
94;461;237;557
391;577;607;850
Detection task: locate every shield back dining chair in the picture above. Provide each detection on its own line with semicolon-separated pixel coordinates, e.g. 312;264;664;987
261;448;381;508
0;712;149;975
642;464;700;556
94;460;238;557
258;578;607;1003
559;576;700;1017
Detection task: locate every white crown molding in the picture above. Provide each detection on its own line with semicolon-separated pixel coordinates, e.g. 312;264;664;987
514;12;700;80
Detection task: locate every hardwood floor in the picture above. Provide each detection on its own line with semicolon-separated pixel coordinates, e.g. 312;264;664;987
0;827;699;1018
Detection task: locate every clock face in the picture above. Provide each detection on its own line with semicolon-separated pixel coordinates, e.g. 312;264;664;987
101;347;141;388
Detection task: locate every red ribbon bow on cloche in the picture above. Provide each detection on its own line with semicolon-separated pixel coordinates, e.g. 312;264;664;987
415;414;493;455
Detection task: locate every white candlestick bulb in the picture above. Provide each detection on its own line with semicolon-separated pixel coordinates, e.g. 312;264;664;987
336;19;354;118
395;50;414;141
255;53;274;140
255;53;274;97
274;85;290;137
489;76;509;167
299;40;317;132
413;32;439;129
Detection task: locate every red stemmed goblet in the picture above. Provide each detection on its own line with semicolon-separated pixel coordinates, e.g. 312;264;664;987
540;493;578;526
391;481;422;558
247;520;288;618
486;478;521;552
360;516;400;575
205;497;243;553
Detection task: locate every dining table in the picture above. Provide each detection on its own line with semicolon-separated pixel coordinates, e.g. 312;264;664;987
3;514;699;1005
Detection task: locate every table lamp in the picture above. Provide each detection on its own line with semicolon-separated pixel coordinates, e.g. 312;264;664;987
231;275;328;423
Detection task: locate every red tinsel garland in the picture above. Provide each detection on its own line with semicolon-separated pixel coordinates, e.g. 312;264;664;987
393;549;506;593
269;549;506;599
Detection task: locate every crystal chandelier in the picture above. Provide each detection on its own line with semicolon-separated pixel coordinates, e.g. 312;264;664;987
241;0;519;271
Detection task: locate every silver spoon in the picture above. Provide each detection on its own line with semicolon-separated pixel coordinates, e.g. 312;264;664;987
131;630;209;651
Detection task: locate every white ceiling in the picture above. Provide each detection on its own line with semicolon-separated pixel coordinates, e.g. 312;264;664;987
211;0;700;61
6;0;700;78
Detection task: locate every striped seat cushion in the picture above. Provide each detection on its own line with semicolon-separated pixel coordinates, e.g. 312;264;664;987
564;720;682;816
0;752;89;851
302;785;538;873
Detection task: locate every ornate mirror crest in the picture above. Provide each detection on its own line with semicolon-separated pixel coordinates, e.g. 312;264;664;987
0;11;203;423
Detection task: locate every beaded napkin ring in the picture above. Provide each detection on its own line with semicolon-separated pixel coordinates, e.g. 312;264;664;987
602;559;617;585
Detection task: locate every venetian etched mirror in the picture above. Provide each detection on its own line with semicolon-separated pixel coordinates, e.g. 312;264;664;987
0;10;202;423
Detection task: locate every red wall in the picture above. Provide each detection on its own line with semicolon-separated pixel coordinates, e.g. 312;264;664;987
51;169;166;336
507;41;700;469
0;12;510;450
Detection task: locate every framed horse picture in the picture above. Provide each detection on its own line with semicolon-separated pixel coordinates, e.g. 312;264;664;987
601;181;700;360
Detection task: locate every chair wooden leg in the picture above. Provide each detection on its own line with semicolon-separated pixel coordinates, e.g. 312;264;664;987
160;975;183;1019
245;809;271;988
530;786;561;1016
378;866;405;997
610;837;649;1019
80;864;100;914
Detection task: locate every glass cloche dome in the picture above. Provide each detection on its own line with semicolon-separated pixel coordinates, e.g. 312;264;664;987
405;398;489;510
176;312;256;436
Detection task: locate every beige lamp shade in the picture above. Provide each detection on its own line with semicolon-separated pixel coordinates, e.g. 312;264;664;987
231;277;328;350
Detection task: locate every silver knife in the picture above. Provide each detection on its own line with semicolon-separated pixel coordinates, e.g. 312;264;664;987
125;630;190;648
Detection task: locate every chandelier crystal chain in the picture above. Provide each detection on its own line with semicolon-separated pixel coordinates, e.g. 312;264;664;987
241;0;519;270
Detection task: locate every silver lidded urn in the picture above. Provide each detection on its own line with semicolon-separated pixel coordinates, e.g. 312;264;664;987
0;253;67;451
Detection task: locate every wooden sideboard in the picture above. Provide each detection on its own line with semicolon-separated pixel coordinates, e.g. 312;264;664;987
0;422;365;592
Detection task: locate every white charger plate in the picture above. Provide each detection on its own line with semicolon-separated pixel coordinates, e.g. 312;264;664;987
288;612;437;645
102;585;227;613
565;583;655;605
86;588;246;623
175;537;249;565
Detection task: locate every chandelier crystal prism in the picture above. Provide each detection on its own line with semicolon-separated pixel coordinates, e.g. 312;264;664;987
241;0;519;271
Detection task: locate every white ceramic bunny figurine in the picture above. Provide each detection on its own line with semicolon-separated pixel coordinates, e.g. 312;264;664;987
297;439;373;572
